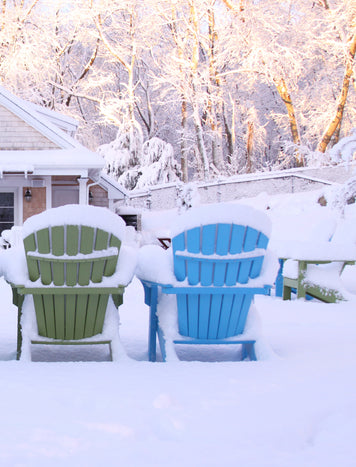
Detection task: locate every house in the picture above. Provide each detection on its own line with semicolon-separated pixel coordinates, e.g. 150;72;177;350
0;85;128;236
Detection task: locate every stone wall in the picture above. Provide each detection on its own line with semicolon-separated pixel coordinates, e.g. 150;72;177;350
116;164;356;212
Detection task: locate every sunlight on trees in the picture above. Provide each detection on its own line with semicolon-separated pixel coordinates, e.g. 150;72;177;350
0;0;355;185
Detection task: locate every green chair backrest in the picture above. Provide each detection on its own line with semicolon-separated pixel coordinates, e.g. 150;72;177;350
24;225;122;286
22;225;122;340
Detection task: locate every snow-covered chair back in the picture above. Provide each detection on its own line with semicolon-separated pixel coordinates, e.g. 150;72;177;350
172;224;269;286
24;224;121;287
139;204;277;361
12;205;128;360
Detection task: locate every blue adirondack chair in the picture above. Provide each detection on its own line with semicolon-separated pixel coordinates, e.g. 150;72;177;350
138;204;278;362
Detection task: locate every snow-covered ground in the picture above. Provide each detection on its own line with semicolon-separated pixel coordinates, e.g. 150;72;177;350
0;188;356;466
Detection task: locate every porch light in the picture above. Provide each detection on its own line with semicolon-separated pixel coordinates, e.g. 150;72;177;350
24;189;32;202
89;191;93;203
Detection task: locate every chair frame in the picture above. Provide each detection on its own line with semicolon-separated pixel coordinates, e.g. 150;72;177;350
140;220;273;362
11;223;125;361
142;280;271;362
282;259;354;303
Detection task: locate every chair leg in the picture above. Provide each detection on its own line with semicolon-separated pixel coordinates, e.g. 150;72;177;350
157;326;167;362
148;286;159;362
16;298;24;361
241;342;257;361
283;285;292;301
296;283;306;299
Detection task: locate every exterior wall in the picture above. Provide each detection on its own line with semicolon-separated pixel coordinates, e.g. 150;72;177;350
89;184;109;208
23;186;46;222
51;176;79;208
20;177;110;223
0;105;59;150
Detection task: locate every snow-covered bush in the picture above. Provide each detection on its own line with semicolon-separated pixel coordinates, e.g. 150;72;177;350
320;176;356;216
176;182;200;212
135;137;181;189
98;125;181;190
98;122;143;190
329;128;356;163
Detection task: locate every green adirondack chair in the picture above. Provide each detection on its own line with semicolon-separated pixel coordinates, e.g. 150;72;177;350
9;205;129;361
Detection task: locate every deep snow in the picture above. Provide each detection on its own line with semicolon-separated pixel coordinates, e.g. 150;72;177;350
0;189;355;466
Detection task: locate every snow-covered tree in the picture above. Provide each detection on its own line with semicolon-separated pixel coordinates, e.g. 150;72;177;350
1;0;355;180
98;125;181;190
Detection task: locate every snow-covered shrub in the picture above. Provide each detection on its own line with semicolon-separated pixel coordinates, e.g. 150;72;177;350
176;182;200;212
329;128;356;163
135;137;181;189
320;176;356;216
98;125;181;190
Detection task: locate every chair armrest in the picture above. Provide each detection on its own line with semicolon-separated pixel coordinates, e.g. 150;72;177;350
15;285;125;295
141;279;271;296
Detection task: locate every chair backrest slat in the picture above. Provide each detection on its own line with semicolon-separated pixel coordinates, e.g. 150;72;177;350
24;233;39;281
216;224;230;255
93;228;109;281
218;295;236;339
172;233;187;281
243;227;259;252
104;234;121;276
229;225;245;254
52;226;65;285
80;226;94;254
66;225;79;256
37;228;51;285
201;225;216;255
54;295;65;339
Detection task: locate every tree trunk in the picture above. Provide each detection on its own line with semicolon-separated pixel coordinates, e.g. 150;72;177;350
318;32;356;153
275;77;303;166
223;103;234;163
193;106;210;179
189;1;210;179
207;5;224;172
246;121;254;173
180;99;189;182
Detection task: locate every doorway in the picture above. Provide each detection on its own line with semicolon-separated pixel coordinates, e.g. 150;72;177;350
0;192;14;234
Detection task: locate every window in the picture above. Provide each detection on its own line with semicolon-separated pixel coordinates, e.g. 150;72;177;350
52;186;79;208
0;192;14;234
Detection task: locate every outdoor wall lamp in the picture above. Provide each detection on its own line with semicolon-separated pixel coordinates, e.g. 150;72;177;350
24;189;32;202
89;191;93;203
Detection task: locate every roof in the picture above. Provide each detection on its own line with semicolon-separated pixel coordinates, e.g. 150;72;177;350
98;172;130;200
29;104;79;137
0;85;105;177
0;149;104;178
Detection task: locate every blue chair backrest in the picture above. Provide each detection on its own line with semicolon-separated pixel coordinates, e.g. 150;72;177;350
172;223;269;286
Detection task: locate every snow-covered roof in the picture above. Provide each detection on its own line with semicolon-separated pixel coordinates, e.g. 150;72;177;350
0;86;82;150
0;85;105;177
98;172;130;200
0;149;104;178
30;104;79;137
